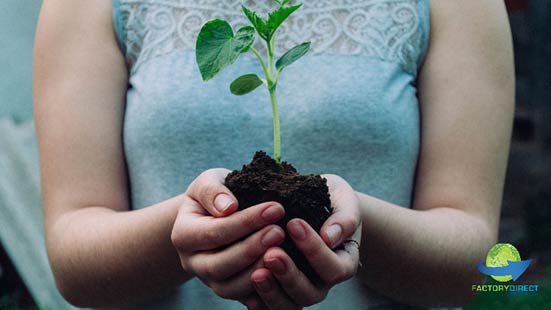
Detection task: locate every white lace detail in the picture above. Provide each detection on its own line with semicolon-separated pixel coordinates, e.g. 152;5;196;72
117;0;425;75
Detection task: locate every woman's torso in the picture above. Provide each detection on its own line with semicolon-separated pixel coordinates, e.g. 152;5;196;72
112;0;429;308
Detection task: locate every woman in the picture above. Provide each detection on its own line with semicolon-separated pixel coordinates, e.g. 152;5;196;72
33;0;514;308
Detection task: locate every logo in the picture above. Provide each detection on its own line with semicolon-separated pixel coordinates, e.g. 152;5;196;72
477;243;532;282
472;243;539;294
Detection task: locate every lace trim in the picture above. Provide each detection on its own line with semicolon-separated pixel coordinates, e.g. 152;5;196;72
117;0;426;75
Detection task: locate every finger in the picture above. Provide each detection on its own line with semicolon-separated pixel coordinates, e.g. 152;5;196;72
186;168;239;217
251;268;300;310
208;258;265;300
172;201;285;251
263;248;328;306
287;219;359;285
243;296;269;310
319;175;361;249
188;225;285;281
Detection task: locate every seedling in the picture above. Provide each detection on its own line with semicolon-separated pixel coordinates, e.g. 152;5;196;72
196;0;310;164
196;1;331;282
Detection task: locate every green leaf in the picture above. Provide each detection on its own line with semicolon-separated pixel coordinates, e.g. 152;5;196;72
242;5;270;41
267;4;302;35
243;4;301;41
275;42;311;71
196;19;256;81
230;74;263;95
273;0;291;5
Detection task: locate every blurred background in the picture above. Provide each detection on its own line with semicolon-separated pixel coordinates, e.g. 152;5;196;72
0;0;549;308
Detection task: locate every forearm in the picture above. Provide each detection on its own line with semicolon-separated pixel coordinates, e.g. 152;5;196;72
46;194;191;308
356;191;496;307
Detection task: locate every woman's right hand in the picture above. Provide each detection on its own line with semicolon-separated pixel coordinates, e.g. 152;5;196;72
171;168;286;301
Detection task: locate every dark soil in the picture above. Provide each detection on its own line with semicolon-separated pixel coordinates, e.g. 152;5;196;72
225;151;332;282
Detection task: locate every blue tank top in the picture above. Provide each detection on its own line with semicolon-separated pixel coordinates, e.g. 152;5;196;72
112;0;429;308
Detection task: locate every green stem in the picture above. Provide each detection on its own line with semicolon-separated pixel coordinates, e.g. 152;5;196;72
249;47;269;80
269;88;281;163
267;37;275;78
266;35;281;163
274;68;282;84
250;35;281;163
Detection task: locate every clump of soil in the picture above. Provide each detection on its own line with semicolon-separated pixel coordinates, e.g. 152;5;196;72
225;151;332;282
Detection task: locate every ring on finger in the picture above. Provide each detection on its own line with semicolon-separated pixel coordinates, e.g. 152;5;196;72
343;239;362;267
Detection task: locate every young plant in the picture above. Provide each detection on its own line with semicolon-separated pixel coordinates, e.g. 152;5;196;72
195;0;310;164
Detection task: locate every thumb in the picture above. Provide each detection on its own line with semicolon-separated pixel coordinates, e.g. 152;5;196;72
320;174;361;249
186;168;239;217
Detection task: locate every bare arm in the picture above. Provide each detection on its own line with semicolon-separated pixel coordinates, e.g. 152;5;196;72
33;0;190;306
356;0;514;307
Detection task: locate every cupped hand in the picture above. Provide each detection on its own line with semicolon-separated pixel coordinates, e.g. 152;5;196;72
171;168;287;301
248;174;362;310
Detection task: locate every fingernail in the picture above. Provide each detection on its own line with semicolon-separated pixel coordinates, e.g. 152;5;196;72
288;220;306;241
265;258;286;275
261;204;284;222
254;278;272;293
325;224;343;248
261;228;284;247
214;193;234;213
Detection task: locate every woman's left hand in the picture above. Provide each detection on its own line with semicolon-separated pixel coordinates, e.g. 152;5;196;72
247;174;362;310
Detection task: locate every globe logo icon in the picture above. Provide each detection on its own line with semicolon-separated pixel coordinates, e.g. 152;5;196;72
485;243;522;282
477;243;532;282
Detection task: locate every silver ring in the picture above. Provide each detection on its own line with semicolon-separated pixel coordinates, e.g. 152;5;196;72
343;239;360;249
343;240;362;268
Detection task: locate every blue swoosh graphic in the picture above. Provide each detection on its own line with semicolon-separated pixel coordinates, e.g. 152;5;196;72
477;259;533;281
